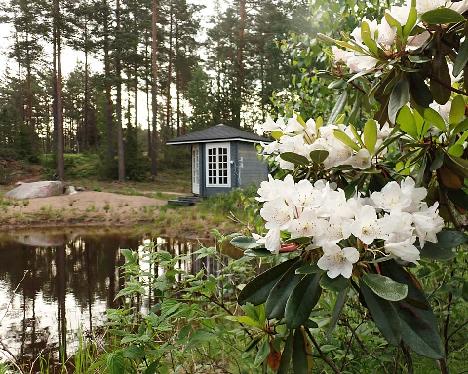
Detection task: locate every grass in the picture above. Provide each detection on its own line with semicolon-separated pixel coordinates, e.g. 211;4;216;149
68;168;191;196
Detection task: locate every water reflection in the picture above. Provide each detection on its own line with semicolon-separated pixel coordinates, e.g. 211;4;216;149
0;228;227;368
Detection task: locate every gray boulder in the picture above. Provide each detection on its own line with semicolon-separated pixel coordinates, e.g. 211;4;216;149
5;181;64;200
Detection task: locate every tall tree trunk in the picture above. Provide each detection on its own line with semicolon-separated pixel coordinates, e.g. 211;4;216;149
165;1;173;140
84;17;90;150
150;0;159;176
103;0;114;164
54;0;64;180
175;19;180;136
234;0;246;128
144;30;152;156
115;0;125;181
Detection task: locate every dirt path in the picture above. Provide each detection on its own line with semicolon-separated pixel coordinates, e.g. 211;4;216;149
1;191;165;227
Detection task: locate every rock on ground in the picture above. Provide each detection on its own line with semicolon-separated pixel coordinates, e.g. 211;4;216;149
5;181;64;200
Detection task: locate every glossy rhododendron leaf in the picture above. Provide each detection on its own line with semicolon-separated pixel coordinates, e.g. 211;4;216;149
389;79;410;124
362;273;408;301
421;8;465;24
309;150;329;164
409;73;433;107
328;90;348;126
327;288;348;337
238;258;299;306
230;235;260;250
278;332;293;374
280;152;310;166
285;273;322;328
360;282;401;346
381;261;444;359
430;54;451;105
453;38;468;77
265;260;303;319
293;328;311;374
320;274;349;292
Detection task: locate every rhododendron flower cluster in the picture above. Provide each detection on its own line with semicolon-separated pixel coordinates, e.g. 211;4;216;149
254;175;444;278
254;116;390;170
331;0;468;73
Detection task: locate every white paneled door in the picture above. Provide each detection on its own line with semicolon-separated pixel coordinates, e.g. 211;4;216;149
192;145;200;195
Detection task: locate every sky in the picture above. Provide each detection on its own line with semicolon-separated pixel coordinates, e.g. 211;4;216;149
0;0;226;127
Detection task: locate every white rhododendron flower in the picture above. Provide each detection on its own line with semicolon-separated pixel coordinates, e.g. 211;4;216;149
349;205;385;245
412;202;445;247
416;0;447;14
371;176;426;212
317;245;360;278
385;237;421;263
255;116;384;170
345;55;379;73
254;175;444;271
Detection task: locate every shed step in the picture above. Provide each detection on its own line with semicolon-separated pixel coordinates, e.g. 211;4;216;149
168;199;195;206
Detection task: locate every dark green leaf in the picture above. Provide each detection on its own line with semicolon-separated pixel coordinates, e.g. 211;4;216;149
239;258;299;306
278;333;293;374
447;189;468;209
309;150;329;164
389;79;410;123
280;152;310;166
230;236;260;250
295;264;322;274
362;273;408;301
328;91;348;126
285;273;322;328
144;362;159;374
265;260;303;319
360;282;401;346
420;242;456;261
327;288;348;337
381;262;444;359
421;8;465;24
292;329;309;374
430;149;445;171
320;275;349;292
453;38;468;77
244;248;272;257
434;229;468;249
431;54;451;104
409;73;433;107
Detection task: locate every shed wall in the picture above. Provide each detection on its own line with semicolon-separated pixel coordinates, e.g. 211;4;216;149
237;142;269;187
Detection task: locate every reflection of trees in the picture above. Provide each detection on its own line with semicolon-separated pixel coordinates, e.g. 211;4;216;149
0;234;140;308
0;232;140;366
0;231;224;368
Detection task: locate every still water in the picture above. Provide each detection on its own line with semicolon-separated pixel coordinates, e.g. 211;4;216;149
0;227;226;367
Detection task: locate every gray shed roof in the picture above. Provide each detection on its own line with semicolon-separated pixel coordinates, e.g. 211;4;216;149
166;124;271;145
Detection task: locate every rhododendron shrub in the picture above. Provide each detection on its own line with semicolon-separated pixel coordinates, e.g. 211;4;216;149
231;1;467;372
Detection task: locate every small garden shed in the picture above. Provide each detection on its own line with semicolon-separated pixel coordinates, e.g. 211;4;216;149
167;124;271;197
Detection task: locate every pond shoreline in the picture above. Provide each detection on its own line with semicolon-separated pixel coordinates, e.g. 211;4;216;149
0;222;215;242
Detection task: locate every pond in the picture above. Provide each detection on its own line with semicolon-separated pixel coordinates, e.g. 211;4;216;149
0;227;232;368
